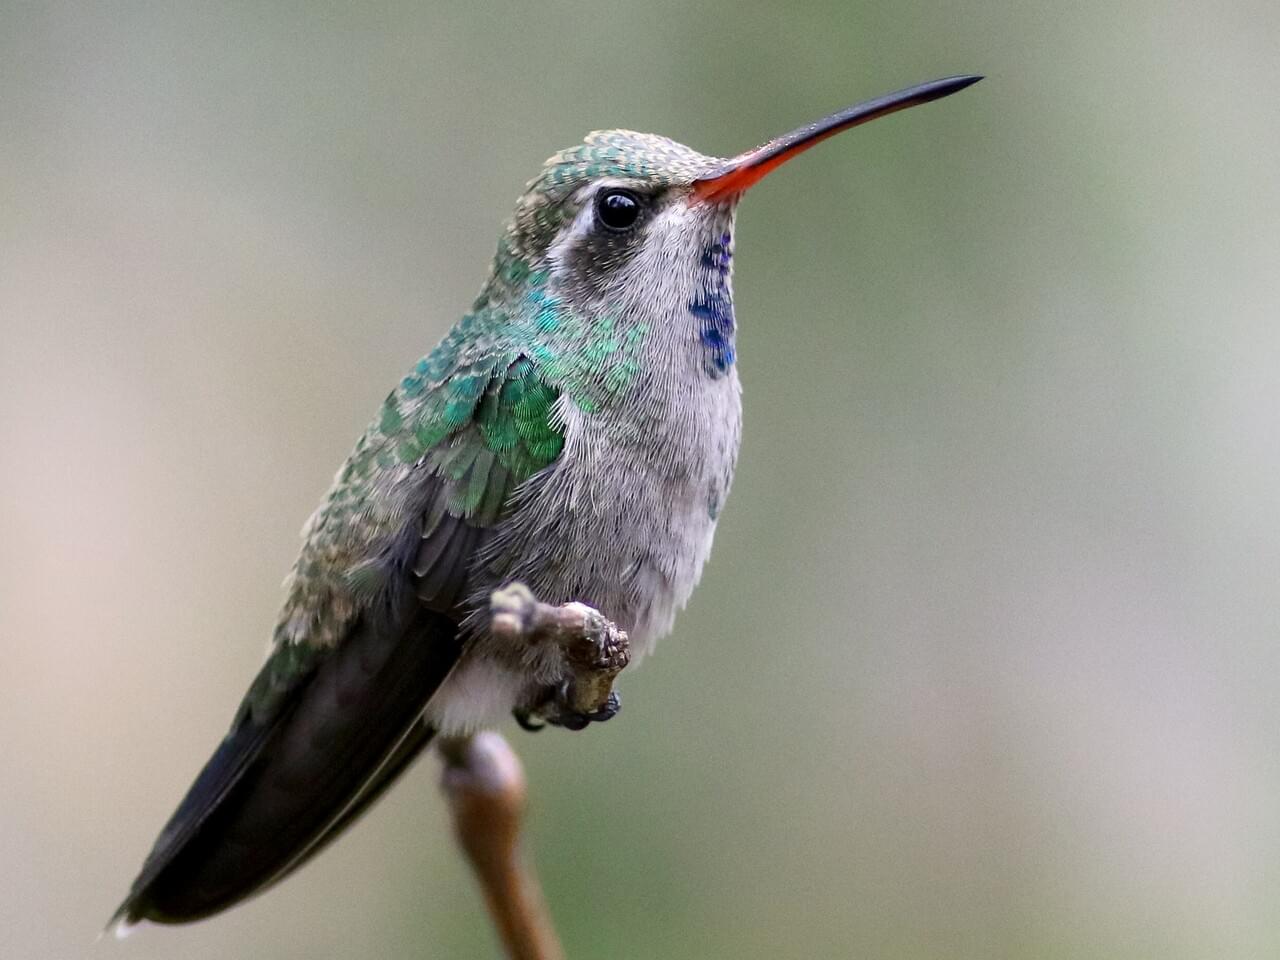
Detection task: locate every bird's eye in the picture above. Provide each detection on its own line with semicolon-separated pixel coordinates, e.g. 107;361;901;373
594;189;642;231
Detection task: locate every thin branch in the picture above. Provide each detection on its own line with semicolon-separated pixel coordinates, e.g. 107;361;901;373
439;733;563;960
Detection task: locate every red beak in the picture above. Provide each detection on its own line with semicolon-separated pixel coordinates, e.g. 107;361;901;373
692;75;982;202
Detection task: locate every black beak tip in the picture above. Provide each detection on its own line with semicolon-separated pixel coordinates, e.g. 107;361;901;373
939;74;984;96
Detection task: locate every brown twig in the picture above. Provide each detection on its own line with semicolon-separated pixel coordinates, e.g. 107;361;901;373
439;733;564;960
439;586;631;959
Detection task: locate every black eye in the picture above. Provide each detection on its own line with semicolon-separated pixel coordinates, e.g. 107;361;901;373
595;189;642;231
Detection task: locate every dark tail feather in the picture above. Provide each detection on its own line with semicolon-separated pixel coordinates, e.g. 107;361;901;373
112;606;461;928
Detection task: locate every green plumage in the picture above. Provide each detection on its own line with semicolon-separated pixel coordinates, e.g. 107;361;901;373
272;340;566;655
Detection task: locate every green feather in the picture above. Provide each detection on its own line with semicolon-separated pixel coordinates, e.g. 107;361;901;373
411;356;563;525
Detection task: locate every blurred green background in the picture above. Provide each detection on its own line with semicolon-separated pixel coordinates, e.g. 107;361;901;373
5;1;1280;958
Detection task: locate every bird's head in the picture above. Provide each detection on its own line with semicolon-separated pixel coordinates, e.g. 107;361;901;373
475;76;981;388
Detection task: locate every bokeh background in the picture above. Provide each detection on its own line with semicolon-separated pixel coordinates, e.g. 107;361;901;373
5;2;1280;958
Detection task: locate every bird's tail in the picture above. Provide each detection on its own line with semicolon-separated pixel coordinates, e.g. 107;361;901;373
110;606;461;927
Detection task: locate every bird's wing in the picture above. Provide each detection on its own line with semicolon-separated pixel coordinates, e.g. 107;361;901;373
112;353;564;928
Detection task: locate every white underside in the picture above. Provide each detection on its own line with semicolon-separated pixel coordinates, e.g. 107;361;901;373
423;659;528;735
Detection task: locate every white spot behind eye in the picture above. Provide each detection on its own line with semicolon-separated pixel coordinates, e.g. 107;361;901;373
547;179;651;281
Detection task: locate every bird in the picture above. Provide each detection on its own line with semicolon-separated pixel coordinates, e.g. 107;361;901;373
111;74;981;931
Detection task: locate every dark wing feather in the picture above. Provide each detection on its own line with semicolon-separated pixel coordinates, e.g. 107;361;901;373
112;355;565;928
276;714;439;879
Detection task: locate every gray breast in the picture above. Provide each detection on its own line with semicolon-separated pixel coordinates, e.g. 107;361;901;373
477;365;742;655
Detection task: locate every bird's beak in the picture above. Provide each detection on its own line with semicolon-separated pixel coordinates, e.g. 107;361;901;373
692;75;982;202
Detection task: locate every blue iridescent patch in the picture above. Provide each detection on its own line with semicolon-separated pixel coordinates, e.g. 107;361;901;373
691;233;736;376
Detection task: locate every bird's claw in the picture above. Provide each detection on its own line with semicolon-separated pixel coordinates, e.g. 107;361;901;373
513;709;546;732
491;584;630;734
513;682;623;733
542;689;621;731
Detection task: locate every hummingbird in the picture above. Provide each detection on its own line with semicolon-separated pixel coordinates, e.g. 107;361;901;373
112;74;980;930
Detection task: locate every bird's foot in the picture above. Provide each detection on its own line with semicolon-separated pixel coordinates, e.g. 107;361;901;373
491;583;630;733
